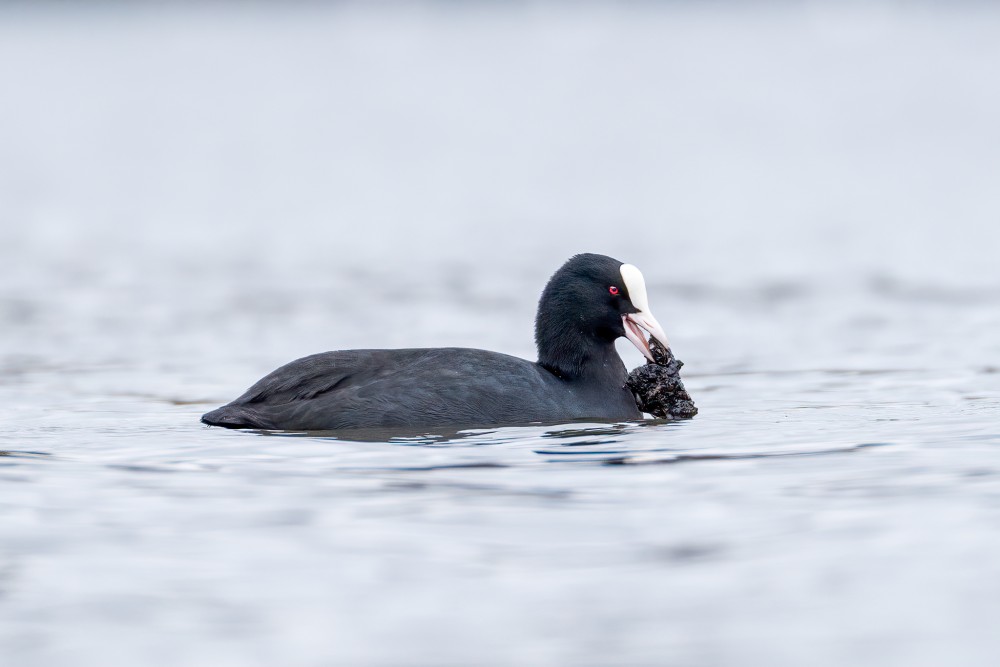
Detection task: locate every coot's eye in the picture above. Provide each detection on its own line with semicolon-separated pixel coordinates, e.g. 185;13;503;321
609;286;619;295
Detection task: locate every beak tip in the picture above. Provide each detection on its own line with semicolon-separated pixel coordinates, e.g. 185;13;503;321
624;312;669;361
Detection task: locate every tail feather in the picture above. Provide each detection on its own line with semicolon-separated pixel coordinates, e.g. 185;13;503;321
201;405;276;429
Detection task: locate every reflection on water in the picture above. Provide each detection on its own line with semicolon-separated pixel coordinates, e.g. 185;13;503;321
2;2;1000;667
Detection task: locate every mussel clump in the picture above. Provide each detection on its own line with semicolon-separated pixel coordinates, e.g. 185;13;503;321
625;338;698;420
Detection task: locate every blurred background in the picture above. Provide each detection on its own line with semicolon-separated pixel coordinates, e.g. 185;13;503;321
1;1;999;666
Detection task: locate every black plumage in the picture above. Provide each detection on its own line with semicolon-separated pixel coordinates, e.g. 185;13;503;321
202;253;659;431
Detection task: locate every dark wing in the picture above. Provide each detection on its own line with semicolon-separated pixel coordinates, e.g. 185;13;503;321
201;348;564;430
202;350;402;429
236;350;397;404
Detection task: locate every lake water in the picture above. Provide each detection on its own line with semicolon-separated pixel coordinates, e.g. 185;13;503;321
1;3;999;666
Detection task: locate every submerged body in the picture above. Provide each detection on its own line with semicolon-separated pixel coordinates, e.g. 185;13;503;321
202;346;641;430
202;253;672;431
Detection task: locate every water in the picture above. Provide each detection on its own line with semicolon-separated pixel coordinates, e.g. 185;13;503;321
2;3;1000;666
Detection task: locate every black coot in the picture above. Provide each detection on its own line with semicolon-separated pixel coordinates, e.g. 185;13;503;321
202;253;670;430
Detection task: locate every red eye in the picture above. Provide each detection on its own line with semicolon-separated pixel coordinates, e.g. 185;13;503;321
609;286;619;295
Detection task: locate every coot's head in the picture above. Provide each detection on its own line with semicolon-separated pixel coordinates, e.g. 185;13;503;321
535;253;669;378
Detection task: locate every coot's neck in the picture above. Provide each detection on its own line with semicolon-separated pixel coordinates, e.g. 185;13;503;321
535;304;625;383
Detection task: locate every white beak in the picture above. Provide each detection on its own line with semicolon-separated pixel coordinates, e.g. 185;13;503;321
623;311;669;363
618;262;669;362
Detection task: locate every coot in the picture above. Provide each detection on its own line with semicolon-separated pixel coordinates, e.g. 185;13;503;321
202;253;670;430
